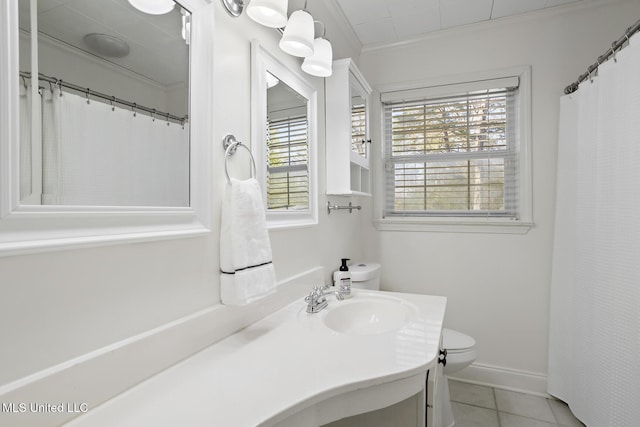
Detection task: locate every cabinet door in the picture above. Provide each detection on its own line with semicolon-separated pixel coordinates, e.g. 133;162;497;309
426;341;446;426
349;72;370;168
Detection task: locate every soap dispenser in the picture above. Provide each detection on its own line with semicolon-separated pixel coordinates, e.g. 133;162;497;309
333;258;352;299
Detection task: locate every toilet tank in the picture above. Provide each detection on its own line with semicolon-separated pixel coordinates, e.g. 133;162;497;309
350;262;381;290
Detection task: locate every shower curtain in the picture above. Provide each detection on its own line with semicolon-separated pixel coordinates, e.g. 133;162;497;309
548;35;640;426
40;87;189;207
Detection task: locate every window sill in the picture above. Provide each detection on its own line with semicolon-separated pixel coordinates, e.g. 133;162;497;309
266;213;318;231
373;218;533;234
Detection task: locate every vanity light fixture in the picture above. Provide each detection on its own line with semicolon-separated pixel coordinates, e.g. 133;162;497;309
279;2;314;57
127;0;175;15
301;21;332;77
247;0;288;28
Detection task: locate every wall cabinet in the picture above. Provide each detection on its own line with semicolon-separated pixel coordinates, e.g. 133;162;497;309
326;58;372;196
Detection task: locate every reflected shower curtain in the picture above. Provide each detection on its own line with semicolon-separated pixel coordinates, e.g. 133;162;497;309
548;35;640;426
41;87;189;207
19;83;32;200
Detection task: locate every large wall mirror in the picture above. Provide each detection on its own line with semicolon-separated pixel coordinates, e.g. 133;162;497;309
0;0;213;255
251;40;317;228
18;0;190;207
265;73;308;211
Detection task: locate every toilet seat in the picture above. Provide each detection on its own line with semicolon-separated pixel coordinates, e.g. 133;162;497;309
442;328;475;353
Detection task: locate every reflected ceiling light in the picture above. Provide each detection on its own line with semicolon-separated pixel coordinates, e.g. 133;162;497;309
127;0;175;15
279;8;314;57
301;22;332;77
83;33;130;58
247;0;288;28
181;8;191;45
266;72;280;88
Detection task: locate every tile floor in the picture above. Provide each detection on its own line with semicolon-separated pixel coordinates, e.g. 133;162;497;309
449;380;585;427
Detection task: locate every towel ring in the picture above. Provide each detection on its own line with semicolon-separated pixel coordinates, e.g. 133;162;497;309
223;134;257;184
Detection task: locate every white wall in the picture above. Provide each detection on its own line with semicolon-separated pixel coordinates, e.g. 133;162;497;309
357;0;640;392
0;0;362;391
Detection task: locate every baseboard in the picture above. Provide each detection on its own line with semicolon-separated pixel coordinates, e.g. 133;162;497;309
0;267;323;427
448;362;550;398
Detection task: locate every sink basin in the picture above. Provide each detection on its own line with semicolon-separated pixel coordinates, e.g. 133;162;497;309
323;295;416;335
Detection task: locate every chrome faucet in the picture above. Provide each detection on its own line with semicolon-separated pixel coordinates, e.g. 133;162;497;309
305;285;344;314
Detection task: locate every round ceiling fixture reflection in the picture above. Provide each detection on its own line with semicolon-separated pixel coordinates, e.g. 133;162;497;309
127;0;175;15
83;33;131;58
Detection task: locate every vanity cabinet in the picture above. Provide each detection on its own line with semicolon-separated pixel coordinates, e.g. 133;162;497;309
326;58;372;196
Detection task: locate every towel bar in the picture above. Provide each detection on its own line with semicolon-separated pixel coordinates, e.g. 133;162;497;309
327;201;361;214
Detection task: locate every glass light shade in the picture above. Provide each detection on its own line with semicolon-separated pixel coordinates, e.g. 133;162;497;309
127;0;175;15
301;37;333;77
279;10;314;57
247;0;288;28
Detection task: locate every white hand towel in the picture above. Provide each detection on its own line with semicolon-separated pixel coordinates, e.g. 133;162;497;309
220;178;276;305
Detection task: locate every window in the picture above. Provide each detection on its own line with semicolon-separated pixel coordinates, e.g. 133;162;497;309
267;115;309;210
379;71;532;232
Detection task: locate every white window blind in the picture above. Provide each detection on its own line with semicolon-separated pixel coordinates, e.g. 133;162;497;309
351;103;366;156
382;81;520;218
267;115;309;210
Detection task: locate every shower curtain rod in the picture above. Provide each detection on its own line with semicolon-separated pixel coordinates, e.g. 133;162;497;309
19;71;188;125
564;18;640;94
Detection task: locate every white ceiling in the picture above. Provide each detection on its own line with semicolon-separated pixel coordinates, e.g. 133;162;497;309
333;0;583;46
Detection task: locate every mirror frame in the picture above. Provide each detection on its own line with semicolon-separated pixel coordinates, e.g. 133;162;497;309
0;0;213;256
250;40;318;229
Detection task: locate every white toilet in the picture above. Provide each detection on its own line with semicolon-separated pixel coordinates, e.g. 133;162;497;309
441;327;477;374
349;262;382;290
349;262;477;427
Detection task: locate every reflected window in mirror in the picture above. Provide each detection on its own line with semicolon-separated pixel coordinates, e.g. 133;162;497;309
351;92;366;158
266;71;309;211
251;41;318;228
18;0;190;208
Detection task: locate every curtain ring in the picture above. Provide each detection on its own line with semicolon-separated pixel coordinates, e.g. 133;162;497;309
86;88;91;104
111;96;116;111
48;81;54;94
132;103;137;117
152;108;156;122
20;75;27;89
166;112;171;126
58;79;63;97
610;44;617;63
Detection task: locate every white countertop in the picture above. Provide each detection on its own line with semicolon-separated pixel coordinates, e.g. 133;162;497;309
65;290;446;427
